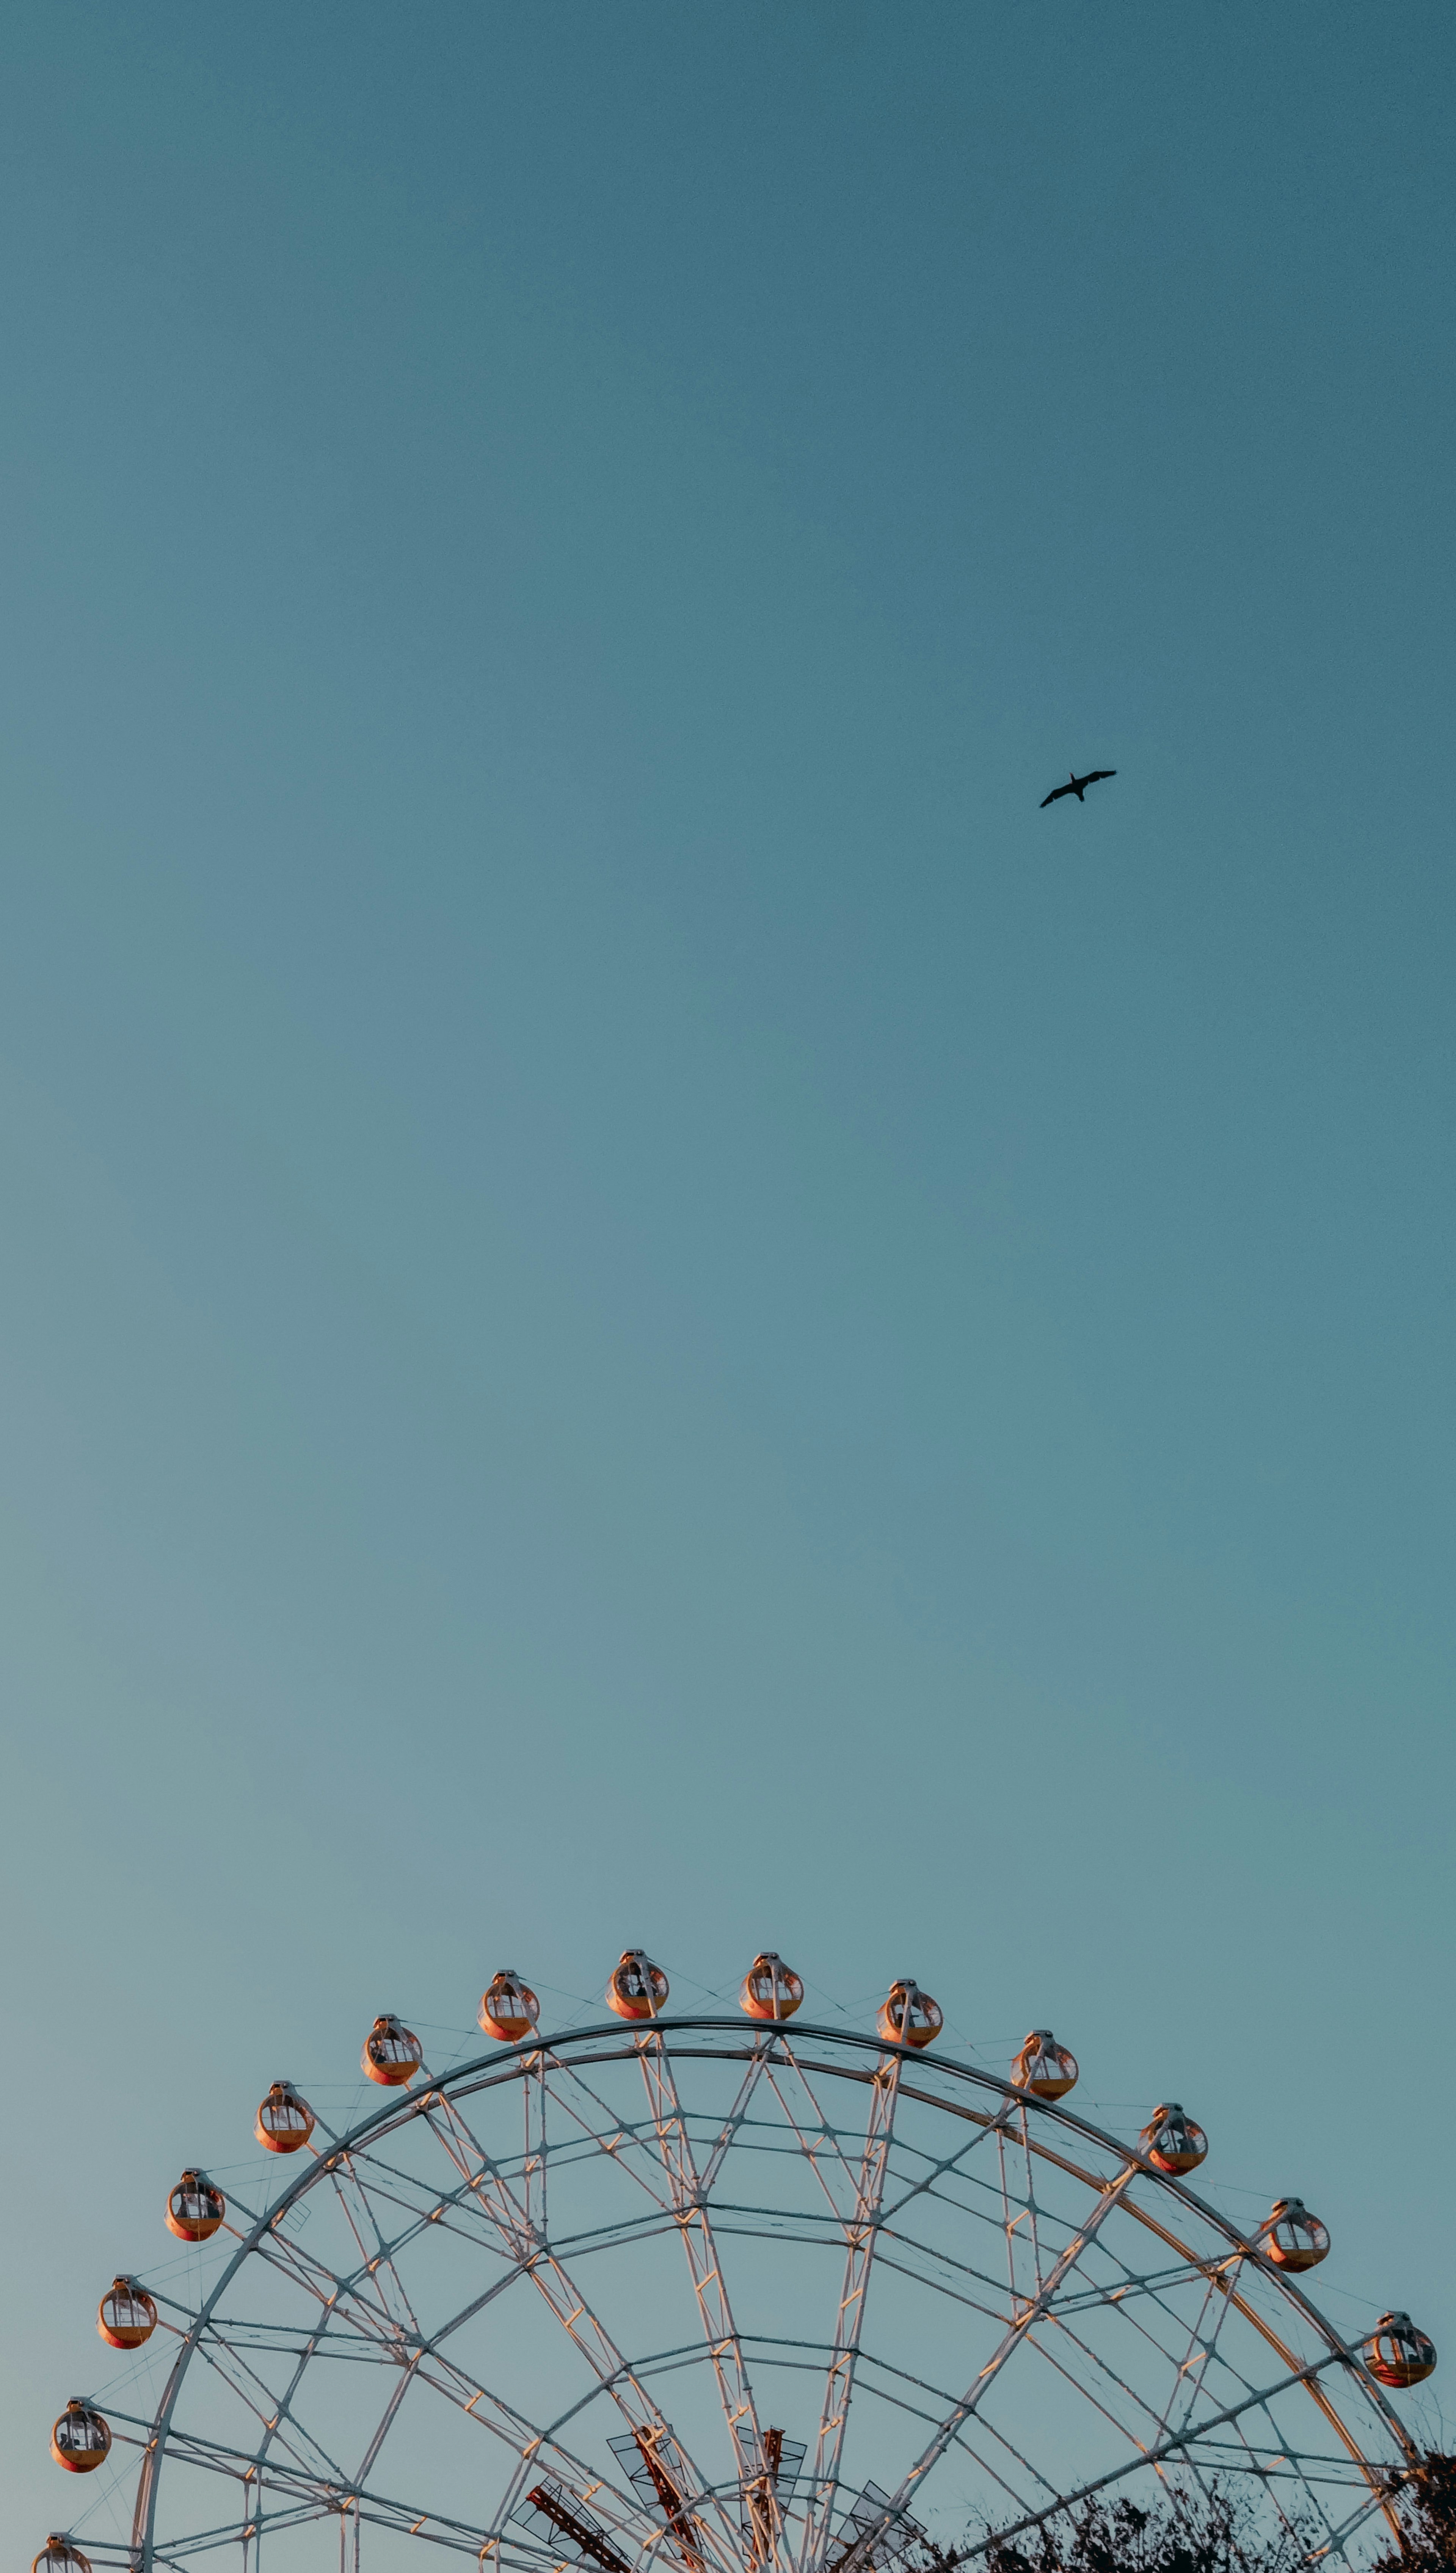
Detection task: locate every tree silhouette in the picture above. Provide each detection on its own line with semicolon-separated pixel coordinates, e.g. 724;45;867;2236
977;2462;1456;2573
1374;2456;1456;2573
982;2484;1314;2573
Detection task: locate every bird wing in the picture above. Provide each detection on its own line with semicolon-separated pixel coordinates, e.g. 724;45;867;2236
1085;769;1116;784
1041;782;1074;805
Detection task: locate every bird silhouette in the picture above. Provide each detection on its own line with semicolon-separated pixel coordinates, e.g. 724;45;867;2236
1041;768;1116;808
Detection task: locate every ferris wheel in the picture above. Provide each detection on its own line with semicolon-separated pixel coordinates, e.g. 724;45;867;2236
37;1953;1439;2573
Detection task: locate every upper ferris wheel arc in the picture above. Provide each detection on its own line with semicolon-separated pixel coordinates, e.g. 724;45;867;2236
39;1953;1439;2573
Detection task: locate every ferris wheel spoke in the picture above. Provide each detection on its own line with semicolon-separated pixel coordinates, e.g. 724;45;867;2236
937;2424;1048;2521
402;2204;670;2386
217;2281;409;2540
958;2340;1370;2563
134;2493;337;2566
993;2128;1019;2320
141;2400;510;2559
408;2344;654;2532
1023;2309;1176;2452
346;2347;434;2493
870;2233;1018;2328
523;2041;550;2237
1298;2477;1398;2562
334;2121;676;2285
993;2125;1035;2323
1248;2393;1363;2557
350;2338;651;2558
142;2320;354;2509
1072;2249;1262;2393
831;2156;1144;2573
952;2404;1065;2513
1051;2258;1210;2315
415;2087;743;2573
1017;2110;1047;2296
877;2116;1003;2232
535;2050;676;2215
632;2028;773;2546
119;2409;353;2511
797;2051;905;2573
186;2326;352;2460
699;2038;775;2195
251;2206;362;2312
308;2276;431;2378
1091;2178;1396;2483
256;2218;419;2363
242;2174;554;2521
1226;2406;1341;2556
1047;2284;1212;2428
185;2317;359;2492
329;2147;490;2286
1153;2258;1247;2448
789;2364;1060;2537
763;2050;868;2225
1169;2253;1411;2517
411;2353;670;2559
324;2155;425;2342
343;2166;529;2274
1034;2284;1274;2492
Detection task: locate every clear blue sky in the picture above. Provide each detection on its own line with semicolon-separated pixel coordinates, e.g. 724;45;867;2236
3;0;1453;2541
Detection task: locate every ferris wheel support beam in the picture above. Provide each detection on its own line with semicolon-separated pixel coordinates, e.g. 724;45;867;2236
831;2156;1144;2573
764;2050;876;2229
946;2330;1394;2565
122;2393;597;2564
421;2088;744;2573
286;2175;679;2560
632;2027;779;2563
413;2344;668;2560
1153;2253;1247;2452
700;2037;776;2195
798;2050;906;2573
235;2155;474;2534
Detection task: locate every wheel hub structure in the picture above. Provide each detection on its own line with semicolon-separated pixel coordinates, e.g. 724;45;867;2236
56;2011;1425;2571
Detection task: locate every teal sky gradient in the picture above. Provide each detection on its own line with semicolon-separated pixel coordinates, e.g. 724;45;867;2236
2;1;1453;2540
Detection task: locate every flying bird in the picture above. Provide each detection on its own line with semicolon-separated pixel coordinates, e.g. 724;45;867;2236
1041;768;1116;808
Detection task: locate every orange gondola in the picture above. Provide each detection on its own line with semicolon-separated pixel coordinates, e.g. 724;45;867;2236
97;2276;157;2349
362;2014;423;2087
1365;2313;1437;2389
740;1953;804;2022
607;1950;669;2021
1010;2030;1079;2099
50;2401;111;2475
1139;2104;1207;2175
877;1980;943;2049
256;2080;315;2154
479;1970;541;2043
33;2542;92;2573
166;2170;226;2242
1261;2198;1329;2272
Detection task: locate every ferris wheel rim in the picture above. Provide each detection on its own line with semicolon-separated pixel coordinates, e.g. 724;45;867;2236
112;2015;1420;2571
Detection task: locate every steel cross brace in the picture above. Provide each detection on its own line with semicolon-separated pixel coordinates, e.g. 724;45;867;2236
634;2027;778;2563
798;2051;906;2573
425;2091;742;2573
952;2336;1395;2565
828;2156;1143;2573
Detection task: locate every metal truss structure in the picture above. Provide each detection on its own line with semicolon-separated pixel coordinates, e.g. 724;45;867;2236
48;2014;1427;2573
